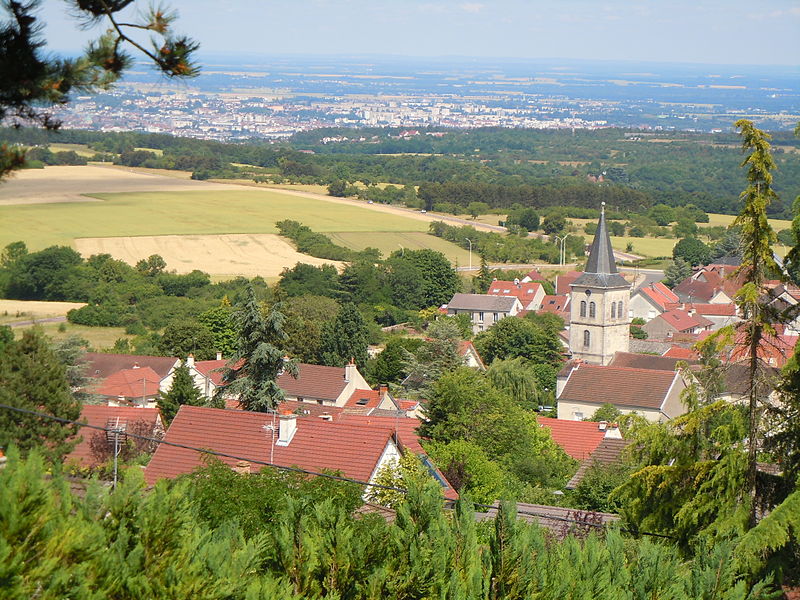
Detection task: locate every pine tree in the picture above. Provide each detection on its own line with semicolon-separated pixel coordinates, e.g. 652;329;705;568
158;361;204;425
474;254;494;293
663;257;692;287
220;284;296;412
0;329;80;461
319;302;370;369
731;119;783;526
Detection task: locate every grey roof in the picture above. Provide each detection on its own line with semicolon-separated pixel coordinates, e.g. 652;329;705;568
573;205;629;289
446;293;519;312
476;501;619;539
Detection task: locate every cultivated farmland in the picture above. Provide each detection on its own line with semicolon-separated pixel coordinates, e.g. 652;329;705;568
326;231;472;265
76;234;343;278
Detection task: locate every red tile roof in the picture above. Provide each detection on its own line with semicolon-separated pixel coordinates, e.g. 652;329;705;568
656;309;714;332
524;268;545;281
276;363;350;401
66;406;162;468
560;364;680;410
81;352;177;381
662;346;699;360
556;271;582;295
684;303;737;316
458;340;486;369
639;283;680;310
344;389;382;410
487;280;542;301
335;414;426;454
566;437;632;489
96;367;161;399
537;417;607;461
144;406;395;485
538;294;569;314
194;359;227;386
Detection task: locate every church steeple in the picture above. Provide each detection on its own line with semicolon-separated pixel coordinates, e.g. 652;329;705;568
585;202;617;274
568;202;630;365
574;202;628;288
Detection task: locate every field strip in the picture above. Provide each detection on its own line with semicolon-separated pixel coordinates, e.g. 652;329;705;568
74;233;344;278
0;165;244;206
0;299;87;324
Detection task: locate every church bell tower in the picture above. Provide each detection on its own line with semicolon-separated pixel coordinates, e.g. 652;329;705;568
568;203;630;365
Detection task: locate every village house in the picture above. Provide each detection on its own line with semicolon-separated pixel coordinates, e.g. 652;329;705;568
486;279;546;310
629;282;680;321
445;293;523;334
642;308;714;340
64;405;163;469
556;363;686;422
80;352;180;407
144;405;457;500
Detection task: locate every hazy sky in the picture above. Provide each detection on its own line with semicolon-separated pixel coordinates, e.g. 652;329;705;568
39;0;800;66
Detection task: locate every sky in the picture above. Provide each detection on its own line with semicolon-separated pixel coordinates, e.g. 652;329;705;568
39;0;800;66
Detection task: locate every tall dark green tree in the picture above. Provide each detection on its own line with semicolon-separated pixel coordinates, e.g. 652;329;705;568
319;302;370;369
158;361;204;425
663;257;692;287
730;120;784;525
386;249;460;311
0;329;80;460
220;285;296;412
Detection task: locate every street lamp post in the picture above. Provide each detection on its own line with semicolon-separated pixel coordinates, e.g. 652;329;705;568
553;235;567;266
464;237;473;270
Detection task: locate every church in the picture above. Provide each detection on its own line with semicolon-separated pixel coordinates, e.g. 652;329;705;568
567;203;631;365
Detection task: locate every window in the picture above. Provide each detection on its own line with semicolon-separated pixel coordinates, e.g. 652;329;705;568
583;330;590;347
580;300;586;317
574;412;584;421
611;303;616;318
618;301;624;319
589;302;596;318
478;311;484;322
493;312;499;322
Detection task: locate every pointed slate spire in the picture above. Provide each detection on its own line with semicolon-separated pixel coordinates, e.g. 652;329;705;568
573;202;629;288
585;202;617;274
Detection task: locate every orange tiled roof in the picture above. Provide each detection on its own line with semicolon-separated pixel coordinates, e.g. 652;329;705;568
95;366;161;399
145;406;396;485
537;416;608;461
560;365;679;410
65;405;161;468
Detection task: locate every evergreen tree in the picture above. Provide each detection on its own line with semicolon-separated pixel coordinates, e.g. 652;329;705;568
663;257;692;287
220;284;296;412
730;120;784;525
319;302;370;369
474;254;494;293
158;361;204;425
0;329;80;461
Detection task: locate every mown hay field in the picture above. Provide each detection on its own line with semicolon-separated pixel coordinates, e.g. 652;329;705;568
12;321;131;349
75;234;343;278
0;299;86;324
325;231;472;265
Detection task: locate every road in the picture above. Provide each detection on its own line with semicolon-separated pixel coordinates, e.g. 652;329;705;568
619;267;665;290
6;316;67;328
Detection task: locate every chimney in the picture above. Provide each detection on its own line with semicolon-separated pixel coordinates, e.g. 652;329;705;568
216;351;223;361
277;411;298;446
379;385;388;397
232;460;251;475
132;362;139;369
598;421;607;431
344;358;356;382
186;354;194;368
604;423;623;439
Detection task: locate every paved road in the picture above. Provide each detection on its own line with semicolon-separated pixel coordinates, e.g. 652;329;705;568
6;316;67;328
619;267;665;290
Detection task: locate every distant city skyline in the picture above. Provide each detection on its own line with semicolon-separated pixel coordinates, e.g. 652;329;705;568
37;0;800;67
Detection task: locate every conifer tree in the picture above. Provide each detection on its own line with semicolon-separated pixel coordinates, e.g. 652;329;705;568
220;284;296;412
0;329;80;460
319;302;370;368
158;361;203;425
731;119;783;525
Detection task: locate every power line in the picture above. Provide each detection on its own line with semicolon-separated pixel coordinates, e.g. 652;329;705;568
0;403;673;538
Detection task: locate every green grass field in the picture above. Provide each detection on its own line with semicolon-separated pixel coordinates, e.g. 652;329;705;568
48;143;94;157
0;189;429;250
610;236;676;258
326;231;473;264
703;213;791;230
12;322;131;350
